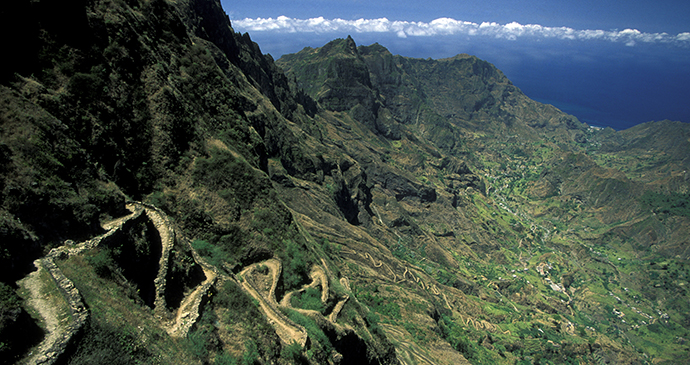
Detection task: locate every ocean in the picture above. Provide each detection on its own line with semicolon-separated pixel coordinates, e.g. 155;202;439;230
488;40;690;131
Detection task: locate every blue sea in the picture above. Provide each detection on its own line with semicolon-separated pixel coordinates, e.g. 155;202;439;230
502;49;690;131
461;39;690;131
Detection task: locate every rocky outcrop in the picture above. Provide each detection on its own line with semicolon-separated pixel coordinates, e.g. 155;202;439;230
368;167;437;203
175;0;303;120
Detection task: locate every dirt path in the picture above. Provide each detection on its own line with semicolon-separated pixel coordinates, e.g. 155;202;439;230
54;203;142;259
380;323;439;365
16;204;144;365
129;204;219;338
16;201;226;362
167;262;217;338
101;203;140;231
17;261;67;365
239;260;308;347
309;265;328;303
341;245;458;311
237;256;359;347
328;277;350;322
279;264;329;308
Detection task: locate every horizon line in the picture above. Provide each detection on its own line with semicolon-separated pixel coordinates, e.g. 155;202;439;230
233;16;690;47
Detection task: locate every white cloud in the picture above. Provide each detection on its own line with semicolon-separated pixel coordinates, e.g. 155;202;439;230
232;16;690;47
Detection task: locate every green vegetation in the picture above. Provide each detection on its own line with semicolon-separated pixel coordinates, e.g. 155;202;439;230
291;287;326;313
438;315;478;361
281;341;305;364
58;254;190;364
0;282;30;360
0;282;21;319
283;309;332;361
68;321;155;364
280;239;312;290
192;148;274;212
354;285;402;320
638;191;690;217
192;239;228;268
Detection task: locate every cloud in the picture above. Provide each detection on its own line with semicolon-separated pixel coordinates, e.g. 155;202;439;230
233;16;690;47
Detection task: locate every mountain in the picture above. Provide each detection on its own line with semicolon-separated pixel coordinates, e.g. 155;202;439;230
1;1;689;364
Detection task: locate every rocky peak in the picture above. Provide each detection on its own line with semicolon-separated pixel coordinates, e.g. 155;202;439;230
277;36;375;113
345;35;358;55
317;35;360;58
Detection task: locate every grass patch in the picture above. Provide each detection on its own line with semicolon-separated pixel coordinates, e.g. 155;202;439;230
638;191;690;218
57;254;194;364
291;287;326;313
283;308;333;356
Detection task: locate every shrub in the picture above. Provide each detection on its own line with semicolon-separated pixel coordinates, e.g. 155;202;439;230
85;249;116;278
213;280;260;323
438;315;477;360
256;264;268;275
0;282;21;315
148;191;168;210
242;339;260;365
215;352;238;365
282;240;309;290
251;206;292;236
284;309;332;354
366;311;382;334
357;288;401;320
192;239;225;267
68;322;154;364
291;287;325;313
186;330;210;360
281;341;303;363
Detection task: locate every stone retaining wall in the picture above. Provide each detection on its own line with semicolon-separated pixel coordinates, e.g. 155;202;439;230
23;203;144;365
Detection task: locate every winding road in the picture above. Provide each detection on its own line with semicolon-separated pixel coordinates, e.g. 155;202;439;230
236;257;354;348
239;259;308;347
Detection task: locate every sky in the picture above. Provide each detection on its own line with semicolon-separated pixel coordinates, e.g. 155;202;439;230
221;0;690;130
